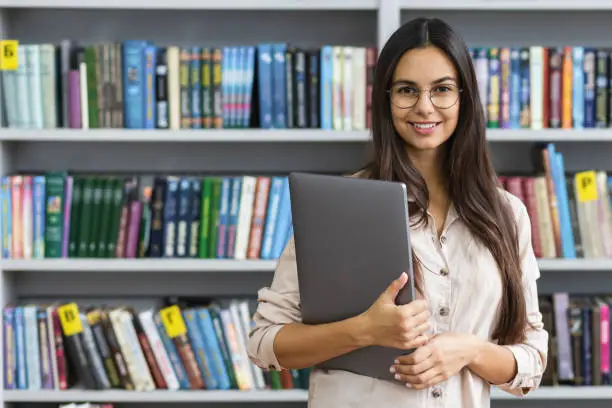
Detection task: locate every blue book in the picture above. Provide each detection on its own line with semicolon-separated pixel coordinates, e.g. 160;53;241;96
583;48;596;128
257;44;274;128
32;176;45;259
183;309;217;389
215;178;232;258
572;47;584;129
144;43;157;129
225;177;242;258
320;46;334;129
260;177;285;259
153;313;191;389
509;48;521;129
197;308;231;389
162;177;179;257
122;40;148;129
243;46;256;128
272;43;287;128
14;306;26;389
190;46;202;129
550;148;575;258
271;178;292;259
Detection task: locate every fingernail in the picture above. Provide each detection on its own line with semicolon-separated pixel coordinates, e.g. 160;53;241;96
405;383;412;388
390;366;395;373
395;374;401;380
394;359;399;364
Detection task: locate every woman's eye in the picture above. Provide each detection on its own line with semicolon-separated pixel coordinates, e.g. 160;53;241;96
435;85;451;92
398;87;417;94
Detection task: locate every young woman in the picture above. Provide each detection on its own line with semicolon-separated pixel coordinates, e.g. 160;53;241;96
247;17;548;407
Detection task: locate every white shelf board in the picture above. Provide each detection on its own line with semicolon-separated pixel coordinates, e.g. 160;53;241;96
401;0;612;10
537;258;612;271
4;387;612;402
0;129;371;143
2;128;612;143
0;259;277;272
0;0;378;9
1;258;610;272
3;389;309;403
491;386;612;399
486;129;612;142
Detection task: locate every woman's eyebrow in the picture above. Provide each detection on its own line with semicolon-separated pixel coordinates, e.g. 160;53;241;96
392;76;457;86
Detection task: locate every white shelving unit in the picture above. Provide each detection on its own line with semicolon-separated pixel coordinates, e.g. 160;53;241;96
2;1;612;408
4;385;612;402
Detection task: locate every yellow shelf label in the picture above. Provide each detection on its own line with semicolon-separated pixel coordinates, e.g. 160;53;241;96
0;40;19;71
58;303;83;336
575;171;598;202
160;305;187;338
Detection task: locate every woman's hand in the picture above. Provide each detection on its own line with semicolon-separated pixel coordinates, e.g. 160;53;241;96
359;272;431;350
390;332;481;389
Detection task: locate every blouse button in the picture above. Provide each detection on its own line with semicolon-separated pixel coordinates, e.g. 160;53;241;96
432;387;442;398
440;236;447;244
440;268;448;276
439;306;449;317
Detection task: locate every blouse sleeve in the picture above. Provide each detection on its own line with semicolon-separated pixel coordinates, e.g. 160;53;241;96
495;193;549;397
246;235;302;371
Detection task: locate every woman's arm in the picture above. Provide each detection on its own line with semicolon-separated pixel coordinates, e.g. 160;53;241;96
272;316;371;369
474;194;548;396
247;237;430;371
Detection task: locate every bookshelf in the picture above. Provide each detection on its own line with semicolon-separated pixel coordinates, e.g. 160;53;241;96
4;385;612;402
0;0;380;10
1;1;612;408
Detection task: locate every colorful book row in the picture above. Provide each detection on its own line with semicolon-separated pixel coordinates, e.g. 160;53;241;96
470;46;612;130
499;143;611;259
0;41;377;132
0;173;292;260
541;293;612;386
2;299;310;391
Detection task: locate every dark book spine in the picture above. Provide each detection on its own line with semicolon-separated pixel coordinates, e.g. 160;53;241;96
596;49;609;128
155;47;169;129
175;177;192;258
87;310;121;388
201;48;213;129
99;311;134;390
285;47;295;128
188;178;201;257
148;177;166;257
212;48;223;129
295;49;308;128
548;47;563;128
163;177;179;257
308;49;320;128
37;310;53;389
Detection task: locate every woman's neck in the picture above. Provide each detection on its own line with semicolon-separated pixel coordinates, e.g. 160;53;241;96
407;147;448;201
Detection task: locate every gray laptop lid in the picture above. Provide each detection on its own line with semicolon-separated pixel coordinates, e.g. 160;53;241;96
289;172;415;382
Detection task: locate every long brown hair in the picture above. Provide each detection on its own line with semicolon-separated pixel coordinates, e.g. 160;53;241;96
362;17;527;345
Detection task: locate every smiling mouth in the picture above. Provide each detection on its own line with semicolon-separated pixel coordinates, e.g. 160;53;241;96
408;121;442;129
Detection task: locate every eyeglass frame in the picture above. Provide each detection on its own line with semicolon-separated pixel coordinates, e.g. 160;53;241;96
386;83;464;110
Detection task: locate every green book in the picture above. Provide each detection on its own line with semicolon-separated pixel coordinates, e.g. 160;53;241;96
84;46;99;128
96;177;114;257
105;178;125;258
207;179;222;259
67;176;83;258
198;177;213;258
77;177;94;257
43;171;66;258
88;177;103;257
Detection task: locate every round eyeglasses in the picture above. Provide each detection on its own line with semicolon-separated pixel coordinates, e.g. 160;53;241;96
388;83;463;109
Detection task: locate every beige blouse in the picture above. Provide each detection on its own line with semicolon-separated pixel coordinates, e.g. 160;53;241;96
247;186;549;408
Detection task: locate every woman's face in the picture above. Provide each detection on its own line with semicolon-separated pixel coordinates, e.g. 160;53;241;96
389;45;460;156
